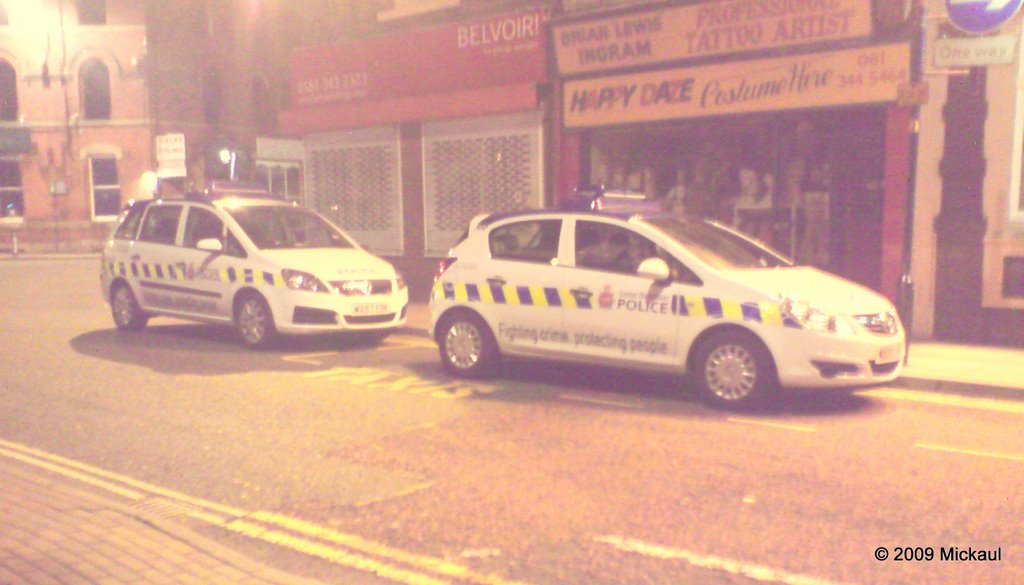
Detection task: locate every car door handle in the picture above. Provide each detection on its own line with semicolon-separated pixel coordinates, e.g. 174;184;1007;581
486;276;506;287
570;287;592;298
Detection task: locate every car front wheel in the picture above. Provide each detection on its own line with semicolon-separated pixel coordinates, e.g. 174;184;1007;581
111;282;148;331
692;330;776;409
437;311;498;378
235;293;277;349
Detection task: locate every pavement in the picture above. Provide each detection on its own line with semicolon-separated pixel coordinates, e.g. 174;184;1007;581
3;253;1024;584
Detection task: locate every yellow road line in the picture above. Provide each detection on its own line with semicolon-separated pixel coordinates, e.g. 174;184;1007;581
0;445;145;501
250;512;531;585
727;417;818;433
914;442;1024;462
226;519;453;585
0;438;528;585
858;389;1024;414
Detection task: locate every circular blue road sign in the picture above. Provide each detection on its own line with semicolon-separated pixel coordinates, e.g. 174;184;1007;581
947;0;1024;34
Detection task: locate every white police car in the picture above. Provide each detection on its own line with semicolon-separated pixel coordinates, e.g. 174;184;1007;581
100;182;408;348
429;207;905;408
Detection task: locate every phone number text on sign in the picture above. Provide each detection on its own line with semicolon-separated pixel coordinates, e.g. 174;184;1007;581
836;49;909;89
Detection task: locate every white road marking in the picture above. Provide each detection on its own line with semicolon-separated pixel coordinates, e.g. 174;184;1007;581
858;389;1024;414
559;393;641;409
727;417;818;433
914;442;1024;462
595;535;856;585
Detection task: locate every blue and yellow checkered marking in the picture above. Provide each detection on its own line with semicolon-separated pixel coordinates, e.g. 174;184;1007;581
108;261;286;288
434;281;801;328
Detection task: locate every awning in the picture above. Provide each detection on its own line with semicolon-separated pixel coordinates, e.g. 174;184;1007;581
279;82;539;136
0;128;32;156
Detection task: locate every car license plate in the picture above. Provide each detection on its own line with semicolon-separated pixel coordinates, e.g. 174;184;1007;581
878;344;901;363
353;303;388;316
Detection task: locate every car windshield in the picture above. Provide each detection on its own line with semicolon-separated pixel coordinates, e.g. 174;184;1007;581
227;206;354;250
643;217;792;270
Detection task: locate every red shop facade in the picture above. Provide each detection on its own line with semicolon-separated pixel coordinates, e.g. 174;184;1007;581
549;0;919;303
279;8;551;258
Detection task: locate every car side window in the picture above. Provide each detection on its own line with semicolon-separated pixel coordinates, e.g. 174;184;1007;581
576;220;701;284
113;205;146;240
183;207;224;249
138;204;182;245
224;230;247;258
489;220;561;265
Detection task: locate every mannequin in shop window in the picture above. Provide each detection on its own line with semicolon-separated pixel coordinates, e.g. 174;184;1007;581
734;166;773;243
782;120;831;266
664;167;689;215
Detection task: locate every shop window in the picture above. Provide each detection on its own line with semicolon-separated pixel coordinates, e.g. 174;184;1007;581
80;59;111;120
255;162;303;205
203;69;222;125
89;157;120;219
0;60;16;121
489;220;561;265
76;0;106;25
1004;257;1024;298
0;160;23;217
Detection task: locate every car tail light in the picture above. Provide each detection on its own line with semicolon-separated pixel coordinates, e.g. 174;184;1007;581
434;257;457;283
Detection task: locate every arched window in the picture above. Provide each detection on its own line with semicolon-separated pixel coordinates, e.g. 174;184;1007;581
0;60;16;121
203;68;222;125
80;59;111;120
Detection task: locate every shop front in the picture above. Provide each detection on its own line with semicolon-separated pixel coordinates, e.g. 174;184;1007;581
551;1;916;301
279;8;549;257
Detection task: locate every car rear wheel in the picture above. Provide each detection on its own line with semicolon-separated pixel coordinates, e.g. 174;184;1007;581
111;282;148;331
692;330;776;409
236;293;277;349
437;311;498;378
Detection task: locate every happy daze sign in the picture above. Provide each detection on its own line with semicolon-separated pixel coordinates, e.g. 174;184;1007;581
563;43;911;128
553;0;873;75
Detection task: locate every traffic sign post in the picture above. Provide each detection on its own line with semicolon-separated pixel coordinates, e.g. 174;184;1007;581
946;0;1024;34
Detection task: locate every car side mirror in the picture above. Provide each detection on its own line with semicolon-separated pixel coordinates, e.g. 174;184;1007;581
196;238;224;253
637;257;671;282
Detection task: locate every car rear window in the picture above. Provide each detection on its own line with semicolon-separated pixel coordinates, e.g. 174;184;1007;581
488;220;561;264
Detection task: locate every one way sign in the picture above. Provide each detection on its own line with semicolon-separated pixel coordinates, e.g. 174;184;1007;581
947;0;1024;33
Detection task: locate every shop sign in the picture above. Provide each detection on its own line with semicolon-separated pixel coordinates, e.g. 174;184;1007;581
553;0;872;75
563;43;911;129
155;133;186;178
290;8;546;107
946;0;1024;35
934;35;1016;67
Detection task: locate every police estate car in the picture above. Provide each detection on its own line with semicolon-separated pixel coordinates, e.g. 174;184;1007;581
429;207;905;408
100;182;408;348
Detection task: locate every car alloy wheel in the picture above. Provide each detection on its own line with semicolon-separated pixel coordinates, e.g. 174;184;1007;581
445;321;483;371
236;295;276;348
111;283;147;331
438;312;497;378
704;344;757;401
693;330;776;409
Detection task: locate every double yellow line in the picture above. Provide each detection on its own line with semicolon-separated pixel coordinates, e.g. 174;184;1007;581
0;438;528;585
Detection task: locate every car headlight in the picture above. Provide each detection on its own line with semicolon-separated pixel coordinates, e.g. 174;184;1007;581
780;297;854;335
282;269;329;293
